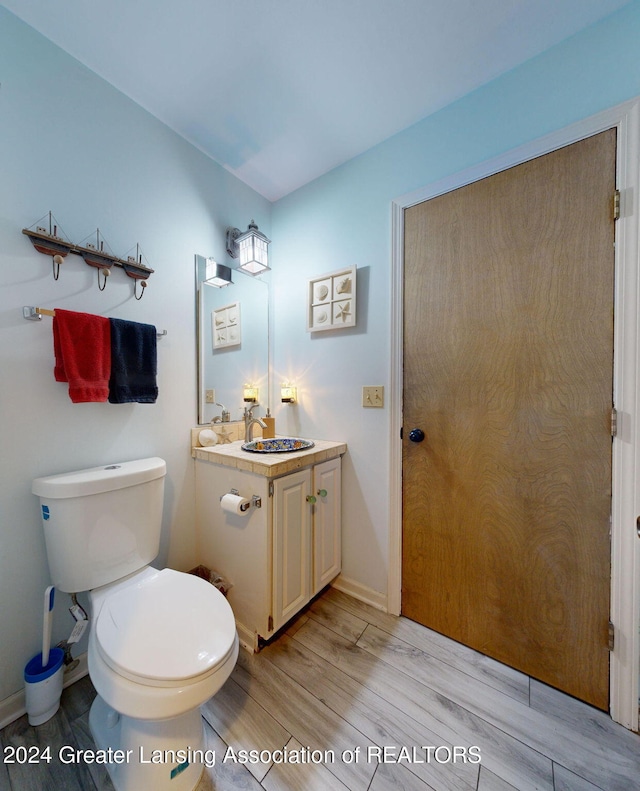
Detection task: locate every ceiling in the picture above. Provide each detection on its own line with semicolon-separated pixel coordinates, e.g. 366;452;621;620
1;0;632;201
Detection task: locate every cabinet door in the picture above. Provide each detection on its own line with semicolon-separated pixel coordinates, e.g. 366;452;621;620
272;468;312;632
312;457;342;596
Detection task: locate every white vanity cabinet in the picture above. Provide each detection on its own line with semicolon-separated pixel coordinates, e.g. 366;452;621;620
193;439;345;651
272;457;341;632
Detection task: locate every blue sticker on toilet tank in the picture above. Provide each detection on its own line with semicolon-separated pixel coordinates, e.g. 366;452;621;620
41;505;50;521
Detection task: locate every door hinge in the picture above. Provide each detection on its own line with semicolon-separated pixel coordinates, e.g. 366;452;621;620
268;615;273;632
611;407;618;438
608;620;615;652
613;190;621;221
269;481;274;497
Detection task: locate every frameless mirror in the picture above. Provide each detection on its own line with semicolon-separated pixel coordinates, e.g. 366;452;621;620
195;254;269;425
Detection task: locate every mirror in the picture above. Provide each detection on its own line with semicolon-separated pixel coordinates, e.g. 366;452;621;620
195;254;269;425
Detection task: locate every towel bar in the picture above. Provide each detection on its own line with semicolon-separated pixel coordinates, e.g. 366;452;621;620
22;306;167;337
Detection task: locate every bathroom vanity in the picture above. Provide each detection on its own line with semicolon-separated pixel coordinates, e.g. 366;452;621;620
193;438;346;651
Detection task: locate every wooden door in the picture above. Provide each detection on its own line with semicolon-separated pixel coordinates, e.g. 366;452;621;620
402;130;616;710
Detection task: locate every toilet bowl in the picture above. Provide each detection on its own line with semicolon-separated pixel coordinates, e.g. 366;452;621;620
87;567;238;791
32;458;238;791
88;566;238;720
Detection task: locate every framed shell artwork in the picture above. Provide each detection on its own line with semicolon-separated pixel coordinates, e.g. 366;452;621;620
212;301;241;349
307;266;356;332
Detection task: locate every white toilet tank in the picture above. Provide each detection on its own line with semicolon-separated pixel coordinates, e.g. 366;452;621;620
32;458;166;593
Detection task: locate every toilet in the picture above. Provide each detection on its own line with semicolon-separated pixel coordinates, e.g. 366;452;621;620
32;458;238;791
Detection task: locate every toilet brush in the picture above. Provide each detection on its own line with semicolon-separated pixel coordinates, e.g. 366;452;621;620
42;586;55;668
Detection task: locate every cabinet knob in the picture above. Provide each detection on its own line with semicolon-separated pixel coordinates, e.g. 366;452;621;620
317;489;328;497
306;495;317;504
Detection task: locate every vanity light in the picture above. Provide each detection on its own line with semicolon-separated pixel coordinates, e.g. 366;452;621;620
203;258;233;288
226;220;270;275
281;384;297;404
243;384;259;403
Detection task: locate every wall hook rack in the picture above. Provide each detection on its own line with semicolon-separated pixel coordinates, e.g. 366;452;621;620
22;213;154;286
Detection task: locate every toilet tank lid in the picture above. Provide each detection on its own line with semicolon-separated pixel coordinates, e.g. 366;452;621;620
32;457;166;499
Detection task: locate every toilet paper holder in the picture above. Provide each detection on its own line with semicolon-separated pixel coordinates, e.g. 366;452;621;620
221;489;262;510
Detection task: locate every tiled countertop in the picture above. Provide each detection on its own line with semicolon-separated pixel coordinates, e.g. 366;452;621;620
192;438;347;478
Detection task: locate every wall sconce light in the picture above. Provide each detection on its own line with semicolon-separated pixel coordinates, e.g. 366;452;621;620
281;384;297;404
243;384;259;403
226;220;270;275
203;258;233;288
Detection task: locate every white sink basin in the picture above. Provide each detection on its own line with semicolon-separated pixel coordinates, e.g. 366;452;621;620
241;437;315;453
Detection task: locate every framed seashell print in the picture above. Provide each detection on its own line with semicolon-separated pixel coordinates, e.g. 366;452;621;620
212;301;242;348
307;266;356;331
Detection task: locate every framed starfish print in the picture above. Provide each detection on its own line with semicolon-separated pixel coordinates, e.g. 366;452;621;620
212;301;241;348
307;266;356;332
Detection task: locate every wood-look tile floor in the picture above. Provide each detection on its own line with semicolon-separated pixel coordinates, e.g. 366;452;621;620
1;587;639;791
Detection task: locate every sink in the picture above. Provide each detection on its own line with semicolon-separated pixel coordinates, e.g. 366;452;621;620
241;437;315;453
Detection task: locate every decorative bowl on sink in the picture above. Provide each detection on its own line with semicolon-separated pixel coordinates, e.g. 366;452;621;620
241;437;315;453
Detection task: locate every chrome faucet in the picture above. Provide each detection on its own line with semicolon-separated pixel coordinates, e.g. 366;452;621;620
244;404;267;442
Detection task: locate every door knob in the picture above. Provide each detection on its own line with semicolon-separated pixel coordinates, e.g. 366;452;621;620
409;428;425;443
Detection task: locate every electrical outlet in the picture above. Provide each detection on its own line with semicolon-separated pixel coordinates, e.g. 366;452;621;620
362;386;384;408
205;389;215;404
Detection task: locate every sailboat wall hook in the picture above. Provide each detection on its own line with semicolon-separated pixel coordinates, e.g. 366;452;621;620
98;267;110;291
52;254;64;281
23;213;155;292
134;280;147;300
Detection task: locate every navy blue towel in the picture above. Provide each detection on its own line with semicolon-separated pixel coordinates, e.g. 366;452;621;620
108;318;158;404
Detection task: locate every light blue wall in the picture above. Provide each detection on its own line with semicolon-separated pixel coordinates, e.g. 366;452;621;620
271;0;640;597
0;7;270;704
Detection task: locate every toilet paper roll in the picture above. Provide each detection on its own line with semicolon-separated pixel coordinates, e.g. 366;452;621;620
220;492;251;515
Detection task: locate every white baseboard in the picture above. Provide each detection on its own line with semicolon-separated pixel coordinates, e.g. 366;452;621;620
235;622;258;653
0;652;89;730
331;574;388;612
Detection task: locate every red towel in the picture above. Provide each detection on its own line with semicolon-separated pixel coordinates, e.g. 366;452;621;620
53;309;111;403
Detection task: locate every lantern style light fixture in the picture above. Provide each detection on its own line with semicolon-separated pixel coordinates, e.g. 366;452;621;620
203;258;233;288
226;220;270;275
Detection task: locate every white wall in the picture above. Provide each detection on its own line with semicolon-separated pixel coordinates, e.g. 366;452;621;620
0;8;270;704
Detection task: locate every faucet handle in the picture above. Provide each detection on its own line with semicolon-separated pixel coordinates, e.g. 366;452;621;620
215;402;230;422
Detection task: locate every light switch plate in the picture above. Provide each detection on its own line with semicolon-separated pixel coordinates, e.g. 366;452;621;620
362;386;384;408
205;389;215;403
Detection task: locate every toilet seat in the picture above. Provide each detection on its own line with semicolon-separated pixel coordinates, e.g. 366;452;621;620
95;568;236;688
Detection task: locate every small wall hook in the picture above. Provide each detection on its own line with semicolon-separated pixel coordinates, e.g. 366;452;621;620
98;267;110;291
134;279;147;300
52;254;64;281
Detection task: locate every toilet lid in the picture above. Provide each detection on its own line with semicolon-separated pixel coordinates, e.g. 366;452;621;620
95;568;236;684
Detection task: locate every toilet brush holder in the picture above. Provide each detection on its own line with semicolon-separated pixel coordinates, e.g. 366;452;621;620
24;647;64;726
